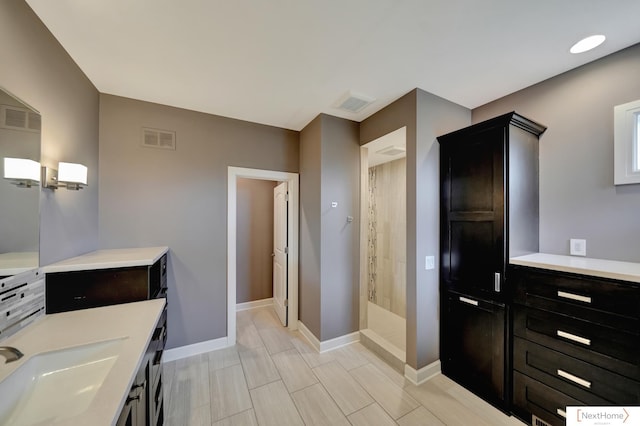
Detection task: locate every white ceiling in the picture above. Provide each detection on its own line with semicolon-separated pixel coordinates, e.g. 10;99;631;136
26;0;640;131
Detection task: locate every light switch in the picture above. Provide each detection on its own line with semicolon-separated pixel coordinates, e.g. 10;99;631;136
425;255;435;270
331;202;338;208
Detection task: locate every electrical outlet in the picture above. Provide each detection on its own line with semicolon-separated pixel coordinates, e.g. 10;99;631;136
570;239;587;256
425;255;435;270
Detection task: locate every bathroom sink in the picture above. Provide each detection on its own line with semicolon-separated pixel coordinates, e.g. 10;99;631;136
0;337;126;425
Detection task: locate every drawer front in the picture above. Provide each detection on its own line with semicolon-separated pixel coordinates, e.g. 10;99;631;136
511;266;640;320
513;371;586;426
46;268;149;313
514;307;640;380
514;337;639;404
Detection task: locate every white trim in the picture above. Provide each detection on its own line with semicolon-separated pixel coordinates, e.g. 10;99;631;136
319;331;360;353
297;321;321;352
162;337;230;363
228;166;299;346
404;360;442;386
236;298;274;312
297;320;360;354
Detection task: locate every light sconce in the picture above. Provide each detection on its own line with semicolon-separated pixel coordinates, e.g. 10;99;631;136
3;157;41;188
43;162;88;190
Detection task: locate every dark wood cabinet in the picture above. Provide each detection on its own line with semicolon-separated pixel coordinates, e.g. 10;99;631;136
45;251;168;426
45;253;167;314
511;264;640;425
438;112;546;410
117;356;148;426
441;291;506;406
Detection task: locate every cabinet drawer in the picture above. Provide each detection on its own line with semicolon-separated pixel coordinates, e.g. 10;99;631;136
46;268;149;313
513;371;587;426
514;337;639;404
512;266;640;320
514;307;640;380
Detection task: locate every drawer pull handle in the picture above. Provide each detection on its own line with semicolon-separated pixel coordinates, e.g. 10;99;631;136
557;369;591;389
557;330;591;346
557;290;591;304
459;296;479;306
557;408;567;418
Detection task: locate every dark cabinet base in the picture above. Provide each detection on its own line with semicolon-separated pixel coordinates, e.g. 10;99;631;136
442;291;507;410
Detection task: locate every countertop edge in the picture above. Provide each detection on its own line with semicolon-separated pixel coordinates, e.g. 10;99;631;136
42;246;169;273
509;253;640;283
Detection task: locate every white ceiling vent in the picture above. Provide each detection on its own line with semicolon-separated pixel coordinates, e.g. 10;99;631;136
376;145;406;156
334;91;375;113
1;105;41;133
142;127;176;150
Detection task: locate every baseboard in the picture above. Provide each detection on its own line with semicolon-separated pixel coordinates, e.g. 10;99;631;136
297;320;359;354
163;336;231;363
404;360;441;385
297;321;321;352
236;298;273;311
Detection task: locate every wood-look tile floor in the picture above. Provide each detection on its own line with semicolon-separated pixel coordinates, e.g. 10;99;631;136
163;307;525;426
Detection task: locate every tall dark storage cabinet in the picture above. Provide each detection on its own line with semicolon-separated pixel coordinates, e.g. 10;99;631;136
438;112;546;410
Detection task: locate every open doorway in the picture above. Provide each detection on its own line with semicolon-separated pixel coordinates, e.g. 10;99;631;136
227;167;299;345
359;127;407;368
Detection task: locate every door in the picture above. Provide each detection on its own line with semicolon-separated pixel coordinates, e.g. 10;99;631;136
442;290;506;407
273;181;288;326
440;126;505;299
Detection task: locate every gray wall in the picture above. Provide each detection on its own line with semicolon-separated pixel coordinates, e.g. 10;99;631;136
474;43;640;262
299;114;360;341
236;178;277;304
299;116;322;337
0;0;100;266
360;89;470;369
99;94;298;349
319;114;360;341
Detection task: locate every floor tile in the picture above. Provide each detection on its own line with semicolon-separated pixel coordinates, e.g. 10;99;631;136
257;326;295;355
271;348;318;392
404;376;494;426
312;361;373;415
397;406;445;425
290;333;335;368
208;346;240;371
331;343;370;371
236;322;264;350
209;364;253;421
239;346;281;389
291;383;351;426
212;409;258;426
250;381;304;426
347;403;397;426
350;363;419;419
168;354;210;414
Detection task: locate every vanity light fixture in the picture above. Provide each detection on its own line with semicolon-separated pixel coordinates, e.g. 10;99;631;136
42;162;88;190
570;35;606;54
3;157;41;188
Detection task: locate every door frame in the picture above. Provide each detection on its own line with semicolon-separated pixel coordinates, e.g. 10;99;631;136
227;166;299;344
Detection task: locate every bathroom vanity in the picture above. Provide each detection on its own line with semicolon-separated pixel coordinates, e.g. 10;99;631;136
42;246;169;426
0;299;165;425
509;253;640;426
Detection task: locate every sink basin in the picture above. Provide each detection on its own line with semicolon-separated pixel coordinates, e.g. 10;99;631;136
0;338;126;425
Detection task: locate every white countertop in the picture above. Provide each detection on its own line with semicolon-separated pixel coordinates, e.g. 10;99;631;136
0;252;38;276
43;247;168;273
510;253;640;283
0;299;165;425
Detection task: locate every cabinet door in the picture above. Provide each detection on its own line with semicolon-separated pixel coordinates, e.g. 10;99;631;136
441;126;505;298
442;291;506;407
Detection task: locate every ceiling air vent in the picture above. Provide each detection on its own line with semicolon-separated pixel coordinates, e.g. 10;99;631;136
334;91;375;113
1;105;41;133
142;127;176;150
376;146;406;156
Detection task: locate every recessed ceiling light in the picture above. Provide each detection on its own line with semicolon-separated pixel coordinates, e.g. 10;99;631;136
570;35;606;54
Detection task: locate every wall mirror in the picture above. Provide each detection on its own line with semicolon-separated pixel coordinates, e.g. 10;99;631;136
0;87;40;279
